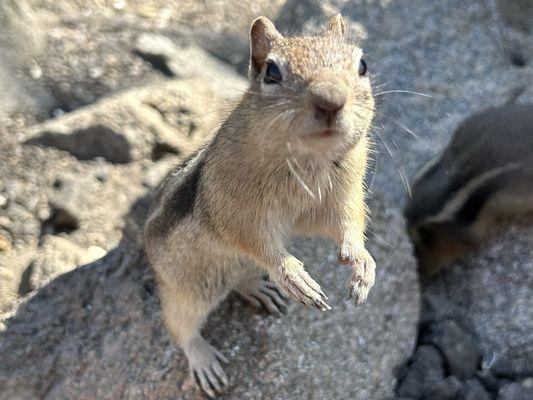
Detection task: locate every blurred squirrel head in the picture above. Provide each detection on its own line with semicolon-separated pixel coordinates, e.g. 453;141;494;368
245;14;374;159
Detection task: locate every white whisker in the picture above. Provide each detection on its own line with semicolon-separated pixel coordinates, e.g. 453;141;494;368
374;89;433;98
286;158;316;199
376;111;419;139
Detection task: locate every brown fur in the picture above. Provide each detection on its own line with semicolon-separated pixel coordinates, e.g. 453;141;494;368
406;104;533;276
144;14;375;397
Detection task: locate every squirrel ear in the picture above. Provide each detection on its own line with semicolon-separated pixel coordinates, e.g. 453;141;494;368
249;16;282;80
327;13;346;36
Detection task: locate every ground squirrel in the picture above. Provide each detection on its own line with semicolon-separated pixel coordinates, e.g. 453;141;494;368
406;104;533;275
144;14;375;397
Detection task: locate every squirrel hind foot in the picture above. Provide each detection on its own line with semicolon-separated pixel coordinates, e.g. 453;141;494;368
237;278;289;315
185;337;229;398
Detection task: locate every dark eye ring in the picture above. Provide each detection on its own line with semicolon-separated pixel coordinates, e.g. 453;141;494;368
358;59;367;76
264;61;282;84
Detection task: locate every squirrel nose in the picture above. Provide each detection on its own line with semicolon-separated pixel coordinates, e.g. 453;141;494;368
310;81;347;124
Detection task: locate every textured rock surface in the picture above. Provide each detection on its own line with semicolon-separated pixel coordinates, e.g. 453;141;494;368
498;379;533;400
424;223;533;379
0;1;51;118
421;319;481;380
396;344;447;399
0;193;419;399
25;78;238;163
25;235;106;292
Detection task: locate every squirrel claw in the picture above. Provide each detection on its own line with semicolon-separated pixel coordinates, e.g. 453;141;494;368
339;247;376;305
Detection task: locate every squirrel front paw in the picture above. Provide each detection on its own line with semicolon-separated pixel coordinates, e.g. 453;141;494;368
338;246;376;305
277;257;331;311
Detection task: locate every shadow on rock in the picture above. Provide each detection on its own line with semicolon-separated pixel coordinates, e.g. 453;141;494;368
0;188;420;399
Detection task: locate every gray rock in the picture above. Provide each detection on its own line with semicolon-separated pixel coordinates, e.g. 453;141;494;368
495;0;533;33
396;345;446;399
134;33;248;94
25;77;241;163
43;174;99;236
0;193;419;399
425;222;533;378
498;379;533;400
422;319;481;380
476;369;501;394
458;379;491;400
0;1;52;118
0;250;36;313
424;376;462;400
25;235;105;292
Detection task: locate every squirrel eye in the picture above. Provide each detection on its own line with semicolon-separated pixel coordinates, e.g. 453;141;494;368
358;59;367;76
264;61;282;84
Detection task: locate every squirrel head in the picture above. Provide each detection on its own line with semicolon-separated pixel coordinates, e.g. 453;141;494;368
246;14;374;158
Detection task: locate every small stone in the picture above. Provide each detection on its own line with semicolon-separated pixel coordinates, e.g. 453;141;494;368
89;66;104;79
0;216;10;227
424;376;462;400
52;108;65;118
112;0;126;10
27;236;101;291
396;345;446;399
422;319;481;380
29;64;42;79
475;370;500;393
0;233;12;252
457;379;491;400
498;379;533;400
0;194;7;208
87;246;106;261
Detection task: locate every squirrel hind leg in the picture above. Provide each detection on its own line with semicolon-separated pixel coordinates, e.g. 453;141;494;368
235;275;289;315
158;283;229;398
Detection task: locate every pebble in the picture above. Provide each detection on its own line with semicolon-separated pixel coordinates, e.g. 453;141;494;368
30;64;43;79
0;233;12;252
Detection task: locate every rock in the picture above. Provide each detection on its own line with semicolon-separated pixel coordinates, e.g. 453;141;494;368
476;369;500;393
25;77;243;163
498;379;533;400
0;233;11;252
42;174;98;236
396;345;446;399
424;376;462;400
25;235;106;292
87;245;107;261
26;67;246;163
29;124;133;164
424;222;533;378
495;0;533;33
145;0;285;73
134;34;248;94
421;319;481;380
0;250;36;313
45;200;81;234
457;379;491;400
0;192;419;399
0;1;52;118
493;0;533;67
